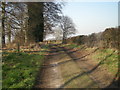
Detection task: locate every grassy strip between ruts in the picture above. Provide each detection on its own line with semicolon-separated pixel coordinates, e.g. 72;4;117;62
2;51;45;88
61;43;82;48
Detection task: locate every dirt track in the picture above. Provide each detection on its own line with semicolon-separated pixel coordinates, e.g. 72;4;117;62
34;44;118;88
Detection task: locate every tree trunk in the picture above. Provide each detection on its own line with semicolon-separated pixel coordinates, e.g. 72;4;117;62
27;2;44;43
62;30;66;44
8;31;11;43
24;30;27;44
17;43;20;53
8;24;11;43
24;17;28;44
2;2;6;47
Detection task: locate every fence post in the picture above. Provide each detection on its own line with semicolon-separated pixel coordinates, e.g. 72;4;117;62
17;43;20;53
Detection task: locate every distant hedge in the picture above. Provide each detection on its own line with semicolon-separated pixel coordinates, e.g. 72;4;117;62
66;26;120;49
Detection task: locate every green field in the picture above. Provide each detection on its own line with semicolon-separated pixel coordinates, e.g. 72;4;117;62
2;51;45;88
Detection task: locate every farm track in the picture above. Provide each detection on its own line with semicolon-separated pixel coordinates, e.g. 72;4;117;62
34;44;99;88
34;44;118;88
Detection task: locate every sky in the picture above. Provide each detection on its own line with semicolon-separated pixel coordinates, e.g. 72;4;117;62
62;2;118;35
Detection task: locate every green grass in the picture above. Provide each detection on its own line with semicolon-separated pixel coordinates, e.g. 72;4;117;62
64;43;119;74
41;44;49;49
63;43;82;48
2;52;45;88
92;48;119;73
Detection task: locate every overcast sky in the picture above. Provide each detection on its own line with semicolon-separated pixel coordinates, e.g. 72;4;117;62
62;2;118;35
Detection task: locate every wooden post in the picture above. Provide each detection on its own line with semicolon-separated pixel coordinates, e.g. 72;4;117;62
17;43;20;53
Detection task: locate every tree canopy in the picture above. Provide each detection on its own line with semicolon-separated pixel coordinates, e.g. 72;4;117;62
1;1;64;47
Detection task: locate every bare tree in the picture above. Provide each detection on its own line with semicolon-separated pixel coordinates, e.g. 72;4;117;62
0;2;29;50
60;16;76;43
53;27;63;40
27;2;63;42
1;2;63;47
1;2;6;47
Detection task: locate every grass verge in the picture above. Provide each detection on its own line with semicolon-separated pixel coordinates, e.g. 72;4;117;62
91;48;119;73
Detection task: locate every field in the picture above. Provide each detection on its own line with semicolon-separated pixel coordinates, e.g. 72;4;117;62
2;45;49;88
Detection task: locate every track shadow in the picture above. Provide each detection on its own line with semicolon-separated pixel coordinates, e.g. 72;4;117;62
57;51;116;89
103;70;120;89
33;43;64;88
62;46;99;60
33;54;48;88
44;46;86;57
42;48;99;68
